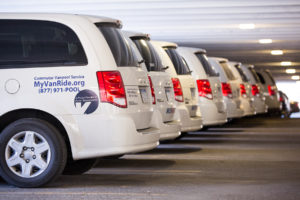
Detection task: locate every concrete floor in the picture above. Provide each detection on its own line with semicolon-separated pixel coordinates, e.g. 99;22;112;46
1;116;300;200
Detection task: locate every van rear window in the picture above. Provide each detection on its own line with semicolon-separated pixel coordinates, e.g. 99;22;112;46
96;23;138;67
265;71;276;85
132;38;163;71
249;68;260;83
195;53;218;77
165;48;191;75
0;20;87;68
256;72;266;84
234;64;249;82
219;61;236;80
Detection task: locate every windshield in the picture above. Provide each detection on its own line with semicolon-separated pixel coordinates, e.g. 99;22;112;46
219;61;236;80
132;38;163;71
234;64;249;82
195;53;218;77
165;48;191;75
96;23;138;67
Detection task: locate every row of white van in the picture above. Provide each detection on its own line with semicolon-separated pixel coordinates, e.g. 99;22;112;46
0;13;281;187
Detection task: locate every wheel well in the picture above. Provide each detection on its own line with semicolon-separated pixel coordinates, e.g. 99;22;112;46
0;109;72;158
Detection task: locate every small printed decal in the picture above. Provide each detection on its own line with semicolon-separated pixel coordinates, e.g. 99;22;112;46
74;89;99;114
33;75;85;94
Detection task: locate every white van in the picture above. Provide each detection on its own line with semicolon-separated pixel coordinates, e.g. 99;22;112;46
208;57;244;119
151;41;203;132
0;13;160;187
241;64;268;114
255;69;281;114
228;61;255;116
177;47;227;126
125;31;181;141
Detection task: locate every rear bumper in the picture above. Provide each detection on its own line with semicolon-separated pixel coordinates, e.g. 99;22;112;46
150;109;181;141
198;101;227;126
265;96;281;110
59;114;160;160
225;98;244;118
253;97;268;114
240;98;255;116
174;105;203;132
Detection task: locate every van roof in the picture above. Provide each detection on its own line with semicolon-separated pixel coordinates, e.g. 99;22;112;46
152;40;178;48
124;31;150;40
208;57;228;63
242;64;254;68
0;13;122;27
177;47;206;54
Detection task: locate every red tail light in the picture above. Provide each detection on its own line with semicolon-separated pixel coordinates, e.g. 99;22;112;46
279;96;284;102
196;79;213;100
171;78;184;102
251;84;260;97
97;71;127;108
148;75;156;104
221;82;233;98
240;84;247;98
268;85;275;96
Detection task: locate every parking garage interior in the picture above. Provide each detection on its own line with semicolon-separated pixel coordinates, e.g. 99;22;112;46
0;0;300;199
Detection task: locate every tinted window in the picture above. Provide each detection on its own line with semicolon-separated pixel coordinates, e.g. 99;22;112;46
219;61;236;80
165;48;191;75
234;64;248;82
256;72;266;84
195;53;218;76
265;71;276;85
96;23;138;67
249;68;260;83
132;38;163;71
0;20;87;68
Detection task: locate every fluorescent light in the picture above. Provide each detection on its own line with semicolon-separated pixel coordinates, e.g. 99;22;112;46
286;69;296;74
239;24;255;29
271;50;283;55
281;61;292;66
291;75;300;80
259;39;272;44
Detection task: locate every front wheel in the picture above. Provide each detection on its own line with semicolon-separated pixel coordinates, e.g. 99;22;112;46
0;118;67;188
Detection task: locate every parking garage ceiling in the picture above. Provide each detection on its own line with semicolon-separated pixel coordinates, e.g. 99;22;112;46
1;0;300;81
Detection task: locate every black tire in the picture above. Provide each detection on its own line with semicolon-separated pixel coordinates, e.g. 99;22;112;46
174;132;188;140
102;154;124;160
63;158;98;175
0;118;67;188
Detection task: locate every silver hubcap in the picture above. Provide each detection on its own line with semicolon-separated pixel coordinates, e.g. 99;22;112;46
5;131;51;178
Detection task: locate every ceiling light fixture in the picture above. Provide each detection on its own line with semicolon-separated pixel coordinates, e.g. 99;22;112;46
286;69;296;74
239;23;255;29
259;39;272;44
281;61;292;66
271;50;283;55
291;75;300;80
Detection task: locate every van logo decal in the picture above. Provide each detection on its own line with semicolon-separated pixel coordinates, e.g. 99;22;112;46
74;89;99;114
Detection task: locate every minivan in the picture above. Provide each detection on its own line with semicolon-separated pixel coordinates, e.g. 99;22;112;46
177;47;227;126
228;61;255;116
255;69;281;114
0;13;160;187
241;64;268;114
151;41;203;132
125;31;181;141
208;57;244;119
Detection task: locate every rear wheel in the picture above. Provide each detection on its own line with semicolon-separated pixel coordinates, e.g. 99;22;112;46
63;158;98;175
0;118;67;188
